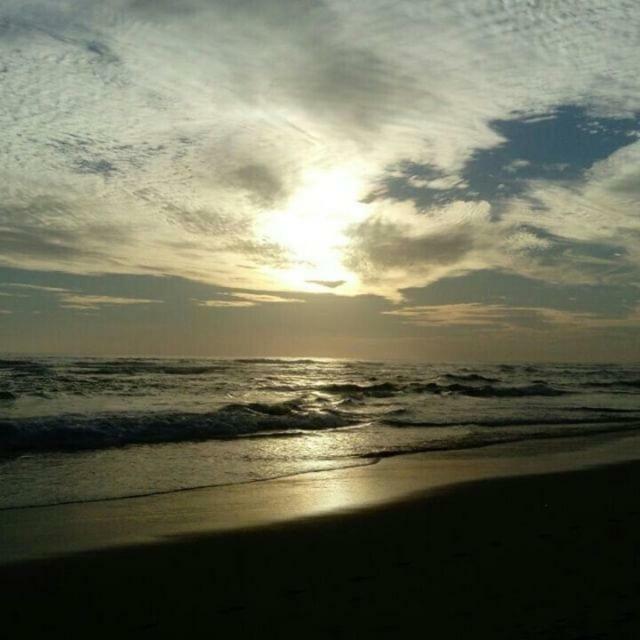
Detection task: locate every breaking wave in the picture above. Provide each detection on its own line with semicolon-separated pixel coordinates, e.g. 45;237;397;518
586;379;640;390
420;382;567;397
440;373;500;383
318;382;399;397
0;400;358;453
318;380;566;398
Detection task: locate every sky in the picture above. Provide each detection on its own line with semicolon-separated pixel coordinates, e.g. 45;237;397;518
1;0;640;361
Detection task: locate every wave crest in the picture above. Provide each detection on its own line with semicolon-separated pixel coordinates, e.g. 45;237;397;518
318;380;566;398
318;382;398;397
0;400;357;453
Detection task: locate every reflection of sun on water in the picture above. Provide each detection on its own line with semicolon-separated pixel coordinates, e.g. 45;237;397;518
266;429;375;515
260;167;368;291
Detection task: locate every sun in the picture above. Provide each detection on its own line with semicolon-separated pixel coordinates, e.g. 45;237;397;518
259;167;368;291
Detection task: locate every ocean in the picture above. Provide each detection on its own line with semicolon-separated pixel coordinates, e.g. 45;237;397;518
1;356;639;510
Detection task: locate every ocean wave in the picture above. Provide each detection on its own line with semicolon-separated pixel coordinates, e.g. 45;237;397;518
66;359;232;376
0;359;51;374
0;359;33;368
440;373;500;383
415;382;567;397
586;380;640;389
66;358;328;374
571;406;640;413
71;365;229;376
318;382;399;397
0;400;358;453
316;379;565;398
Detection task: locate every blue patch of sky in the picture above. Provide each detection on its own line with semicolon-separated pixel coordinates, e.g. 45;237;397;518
368;105;640;210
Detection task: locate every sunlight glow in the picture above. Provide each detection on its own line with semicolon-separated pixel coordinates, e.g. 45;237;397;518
260;167;368;291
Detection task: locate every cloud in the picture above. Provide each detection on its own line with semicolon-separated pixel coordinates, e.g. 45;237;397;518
1;282;162;310
1;227;91;260
0;198;139;275
3;283;70;293
368;107;640;210
194;299;255;308
1;0;640;305
385;302;640;330
226;164;286;208
194;292;304;308
306;280;346;289
349;220;475;270
58;294;162;310
343;200;500;297
235;293;304;304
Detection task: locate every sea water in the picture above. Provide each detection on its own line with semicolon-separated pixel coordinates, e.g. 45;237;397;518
1;356;639;509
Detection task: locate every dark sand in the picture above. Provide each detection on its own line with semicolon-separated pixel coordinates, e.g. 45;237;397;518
2;459;640;639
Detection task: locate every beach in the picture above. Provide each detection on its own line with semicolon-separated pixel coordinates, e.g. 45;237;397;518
2;433;640;638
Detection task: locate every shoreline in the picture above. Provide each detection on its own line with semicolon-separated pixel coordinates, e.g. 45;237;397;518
3;435;640;637
2;430;640;565
3;420;637;515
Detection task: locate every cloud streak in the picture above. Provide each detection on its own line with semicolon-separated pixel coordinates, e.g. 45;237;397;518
385;303;640;330
193;293;304;308
2;283;162;310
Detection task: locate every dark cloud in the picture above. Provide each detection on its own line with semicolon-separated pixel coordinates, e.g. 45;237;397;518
45;135;176;178
227;163;285;208
306;279;346;289
345;218;475;278
0;227;97;260
163;204;293;266
508;225;637;281
0;198;70;226
0;5;122;70
85;40;120;64
73;158;118;177
129;0;417;134
607;169;640;197
0;201;130;265
231;239;292;268
283;46;414;132
166;207;249;237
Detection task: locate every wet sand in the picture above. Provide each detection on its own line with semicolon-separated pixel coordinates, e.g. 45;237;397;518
2;435;640;638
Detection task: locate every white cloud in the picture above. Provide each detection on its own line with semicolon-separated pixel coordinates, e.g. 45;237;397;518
235;293;304;304
194;299;256;308
193;293;304;308
1;284;162;309
3;283;70;293
58;294;162;310
504;231;552;253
